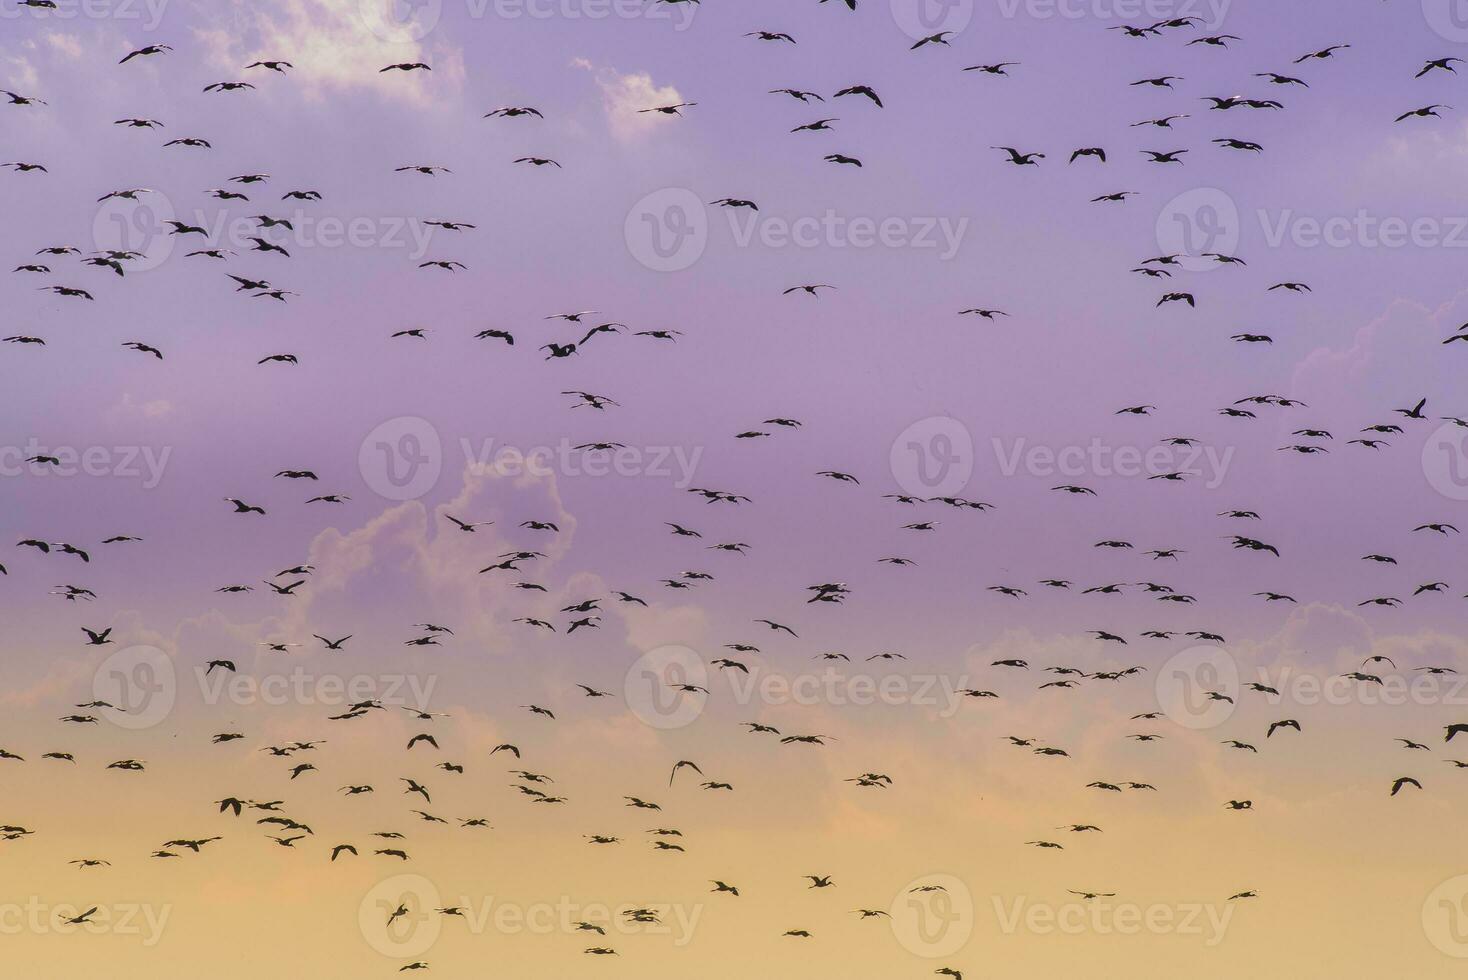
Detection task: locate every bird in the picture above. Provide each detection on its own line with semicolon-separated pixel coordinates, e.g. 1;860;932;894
1418;57;1463;77
1395;105;1451;123
119;44;172;63
911;32;954;49
994;146;1044;166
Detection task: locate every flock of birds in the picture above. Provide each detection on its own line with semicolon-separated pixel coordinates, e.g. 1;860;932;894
2;6;1466;977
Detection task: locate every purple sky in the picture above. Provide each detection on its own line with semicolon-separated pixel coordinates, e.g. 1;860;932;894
4;0;1465;656
3;1;1468;975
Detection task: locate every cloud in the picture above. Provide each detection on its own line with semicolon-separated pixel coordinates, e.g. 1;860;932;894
43;32;82;60
193;0;463;105
3;53;38;90
577;61;684;141
104;392;175;423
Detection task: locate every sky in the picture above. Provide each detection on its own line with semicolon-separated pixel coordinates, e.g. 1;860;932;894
3;0;1468;976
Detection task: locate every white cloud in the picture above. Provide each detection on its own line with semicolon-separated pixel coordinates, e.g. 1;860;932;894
104;392;175;423
192;0;463;105
577;60;684;141
43;32;82;60
3;54;38;91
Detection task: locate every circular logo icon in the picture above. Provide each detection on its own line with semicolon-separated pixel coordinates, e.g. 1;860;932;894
623;644;709;729
891;416;973;498
625;188;708;272
359;416;442;501
1423;421;1468;501
1155;188;1240;273
890;873;974;958
92;645;176;729
92;190;176;273
358;0;442;42
1423;873;1468;957
1423;0;1468;42
359;874;443;958
1155;645;1239;729
891;0;973;41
